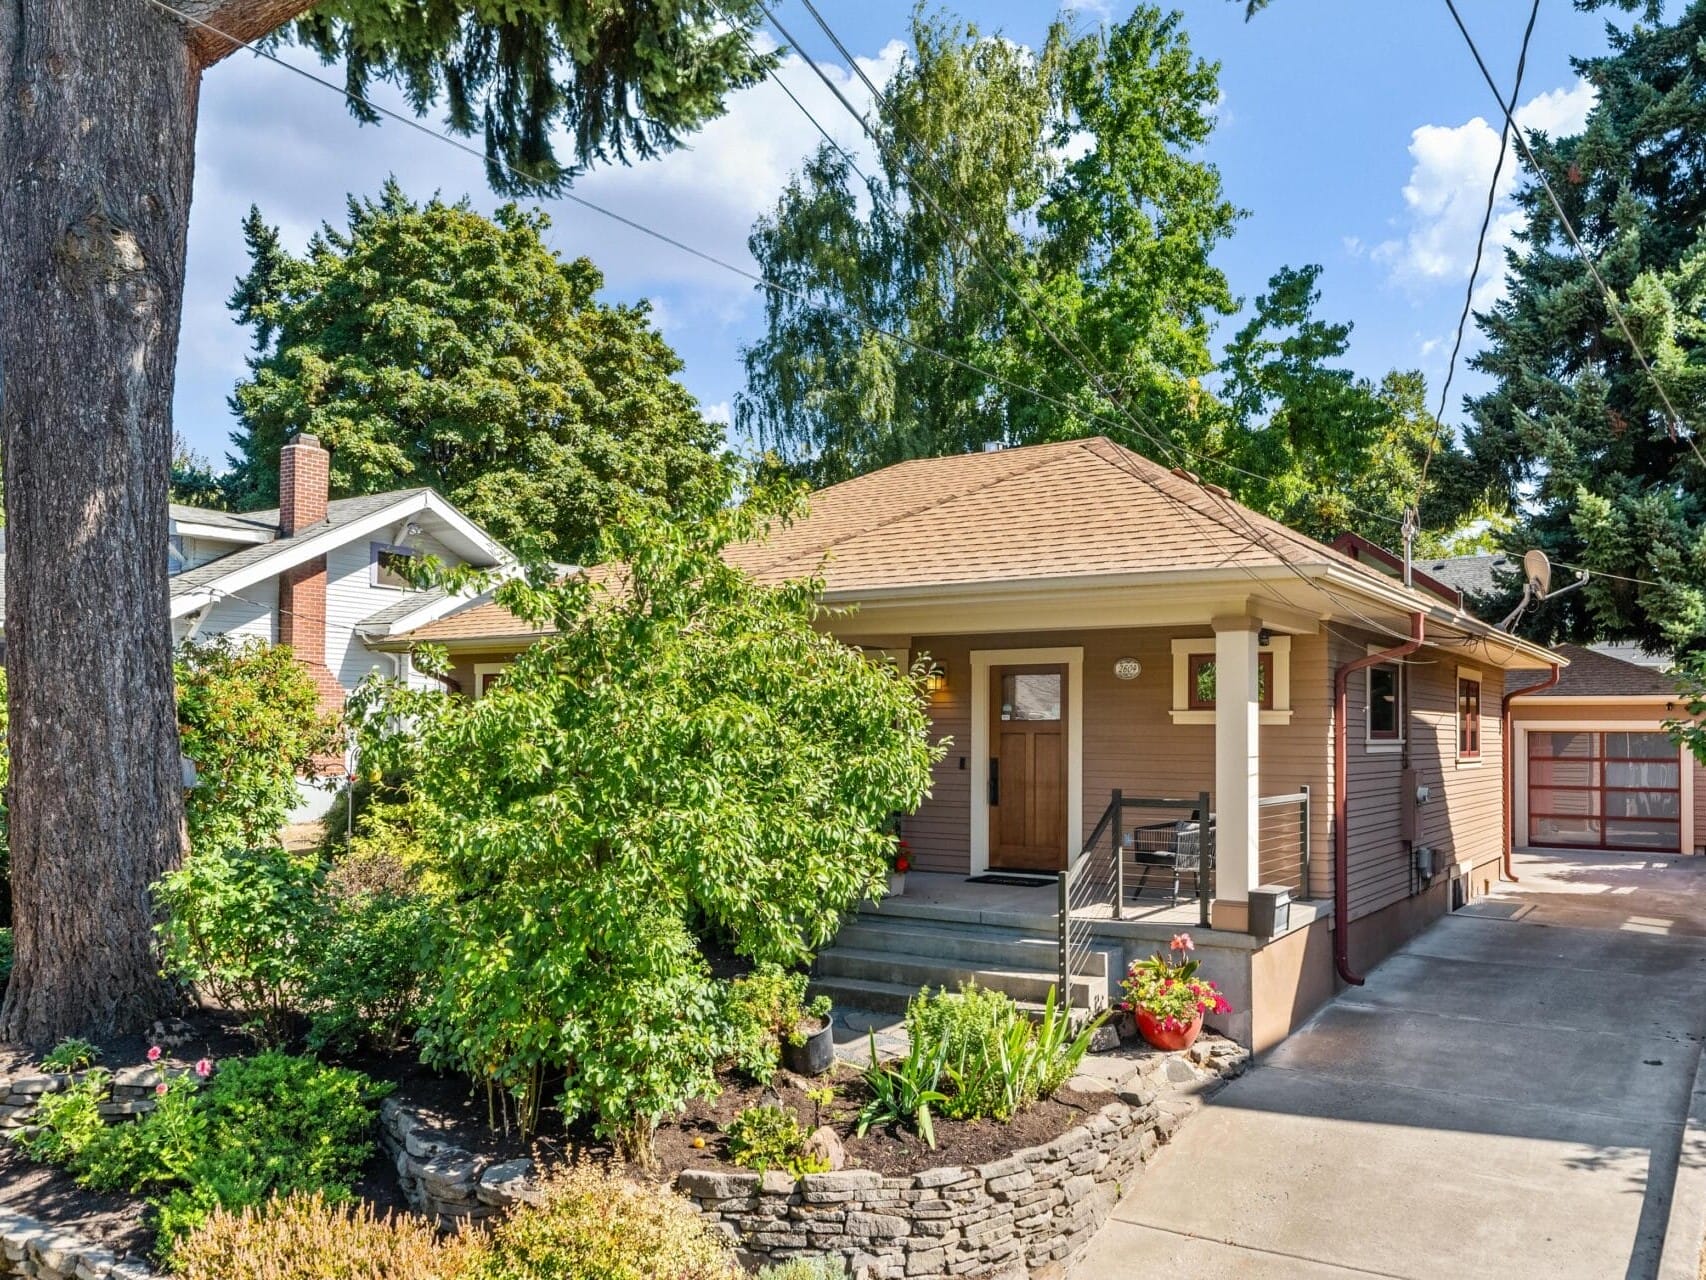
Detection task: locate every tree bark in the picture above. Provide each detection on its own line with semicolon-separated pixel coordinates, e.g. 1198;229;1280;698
0;0;202;1044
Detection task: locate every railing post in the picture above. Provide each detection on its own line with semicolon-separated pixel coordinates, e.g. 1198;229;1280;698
1299;783;1311;898
1057;863;1071;1004
1111;788;1124;922
1198;789;1213;929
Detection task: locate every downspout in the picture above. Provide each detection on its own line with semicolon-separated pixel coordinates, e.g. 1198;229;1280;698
1500;664;1561;883
1332;611;1425;986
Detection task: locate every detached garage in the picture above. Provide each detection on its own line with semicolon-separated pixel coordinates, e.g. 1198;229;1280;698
1511;644;1704;857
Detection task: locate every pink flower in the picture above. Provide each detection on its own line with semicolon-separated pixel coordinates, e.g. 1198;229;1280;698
194;1059;213;1079
1215;997;1232;1014
145;1046;162;1063
1170;933;1194;953
155;1083;168;1097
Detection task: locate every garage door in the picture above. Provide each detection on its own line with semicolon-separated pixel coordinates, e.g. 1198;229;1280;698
1528;731;1682;853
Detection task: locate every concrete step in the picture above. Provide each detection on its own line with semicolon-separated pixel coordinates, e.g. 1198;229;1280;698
832;919;1109;979
814;946;1098;1008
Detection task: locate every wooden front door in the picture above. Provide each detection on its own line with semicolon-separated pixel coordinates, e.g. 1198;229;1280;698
988;664;1068;871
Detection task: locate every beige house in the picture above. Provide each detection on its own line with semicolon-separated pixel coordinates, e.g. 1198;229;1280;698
381;438;1559;1049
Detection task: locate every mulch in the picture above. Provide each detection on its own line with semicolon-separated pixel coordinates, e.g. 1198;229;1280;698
0;1005;1108;1255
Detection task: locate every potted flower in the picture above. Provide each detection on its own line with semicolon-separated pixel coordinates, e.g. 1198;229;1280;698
1119;933;1231;1052
889;838;912;897
781;992;836;1076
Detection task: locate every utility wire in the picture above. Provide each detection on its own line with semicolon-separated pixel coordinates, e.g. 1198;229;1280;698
149;0;1464;649
1415;0;1541;512
1443;0;1706;472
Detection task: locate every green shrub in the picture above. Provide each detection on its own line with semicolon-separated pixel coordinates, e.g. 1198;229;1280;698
721;967;829;1084
468;1161;735;1280
176;637;340;852
756;1260;849;1280
40;1038;102;1073
366;488;938;1161
174;1192;482;1280
870;984;1104;1136
724;1105;827;1178
19;1052;387;1260
154;845;324;1042
305;852;435;1054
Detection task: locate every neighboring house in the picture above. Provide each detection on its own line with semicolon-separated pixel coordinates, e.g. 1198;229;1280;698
379;437;1559;1050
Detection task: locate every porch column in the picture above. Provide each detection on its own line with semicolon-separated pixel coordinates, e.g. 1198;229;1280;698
1210;616;1261;932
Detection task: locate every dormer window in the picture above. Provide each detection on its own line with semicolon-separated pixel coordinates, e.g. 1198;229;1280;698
371;542;420;590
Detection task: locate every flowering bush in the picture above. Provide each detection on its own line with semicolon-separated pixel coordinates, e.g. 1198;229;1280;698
1119;933;1231;1035
892;838;912;875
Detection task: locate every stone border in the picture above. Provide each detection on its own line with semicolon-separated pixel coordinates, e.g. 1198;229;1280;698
0;1209;154;1280
379;1032;1246;1279
677;1033;1247;1277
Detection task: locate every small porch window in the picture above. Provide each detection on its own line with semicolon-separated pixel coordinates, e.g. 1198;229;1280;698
1169;635;1291;725
1457;670;1482;762
1185;652;1274;711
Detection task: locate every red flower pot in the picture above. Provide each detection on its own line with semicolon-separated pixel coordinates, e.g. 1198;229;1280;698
1136;1006;1203;1052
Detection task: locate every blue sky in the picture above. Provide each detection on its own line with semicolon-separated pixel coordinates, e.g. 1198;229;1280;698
175;0;1620;468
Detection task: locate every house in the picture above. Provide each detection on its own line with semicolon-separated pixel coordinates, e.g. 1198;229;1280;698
377;437;1560;1049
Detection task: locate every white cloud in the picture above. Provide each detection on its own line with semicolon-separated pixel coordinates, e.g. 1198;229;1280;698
176;36;907;457
702;400;733;426
1379;78;1595;307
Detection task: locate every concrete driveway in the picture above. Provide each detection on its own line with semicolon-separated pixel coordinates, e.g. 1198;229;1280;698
1073;850;1706;1280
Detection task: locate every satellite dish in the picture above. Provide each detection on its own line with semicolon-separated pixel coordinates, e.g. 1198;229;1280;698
1522;549;1553;599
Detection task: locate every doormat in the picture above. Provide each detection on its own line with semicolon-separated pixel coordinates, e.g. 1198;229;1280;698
964;874;1056;887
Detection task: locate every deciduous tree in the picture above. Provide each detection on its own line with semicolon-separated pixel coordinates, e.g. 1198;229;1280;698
223;186;725;563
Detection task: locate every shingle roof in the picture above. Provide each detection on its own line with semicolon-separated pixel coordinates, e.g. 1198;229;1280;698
169;504;276;536
1520;643;1679;699
355;586;451;635
725;437;1385;592
401;438;1432;645
170;491;428;596
1422;553;1517;603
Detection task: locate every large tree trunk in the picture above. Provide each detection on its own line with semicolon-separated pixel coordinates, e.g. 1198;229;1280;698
0;0;201;1044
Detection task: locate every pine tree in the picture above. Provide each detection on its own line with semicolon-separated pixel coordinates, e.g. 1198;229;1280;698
1464;0;1706;653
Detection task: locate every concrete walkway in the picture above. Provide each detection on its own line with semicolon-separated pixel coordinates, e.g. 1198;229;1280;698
1073;850;1706;1280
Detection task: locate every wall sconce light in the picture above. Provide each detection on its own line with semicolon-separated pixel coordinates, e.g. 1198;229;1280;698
925;665;948;695
1258;628;1273;647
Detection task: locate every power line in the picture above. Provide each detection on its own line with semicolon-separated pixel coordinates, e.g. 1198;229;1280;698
1442;0;1706;473
1416;0;1540;512
149;0;1461;650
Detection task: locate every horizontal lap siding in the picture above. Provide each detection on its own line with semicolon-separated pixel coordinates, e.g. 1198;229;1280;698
905;627;1335;881
1697;761;1705;854
1338;629;1504;923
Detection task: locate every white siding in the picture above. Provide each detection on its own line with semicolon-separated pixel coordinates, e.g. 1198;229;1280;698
325;531;464;694
198;578;277;644
177;535;249;572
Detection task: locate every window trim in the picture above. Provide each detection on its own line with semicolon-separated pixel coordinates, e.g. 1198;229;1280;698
1169;635;1291;726
370;541;421;591
1456;666;1483;765
1363;646;1406;751
473;663;509;699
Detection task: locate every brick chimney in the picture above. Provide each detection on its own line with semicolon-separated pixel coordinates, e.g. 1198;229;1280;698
274;434;344;770
279;433;329;536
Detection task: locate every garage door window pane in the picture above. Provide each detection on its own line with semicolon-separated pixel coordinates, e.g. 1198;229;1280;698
1607;791;1681;819
1530;759;1595;787
1604;819;1679;850
1532;816;1601;845
1531;732;1593;759
1605;761;1680;789
1605;733;1675;760
1530;788;1600;816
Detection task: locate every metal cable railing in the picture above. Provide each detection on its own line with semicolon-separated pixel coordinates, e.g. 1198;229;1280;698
1257;785;1311;897
1059;791;1214;1019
